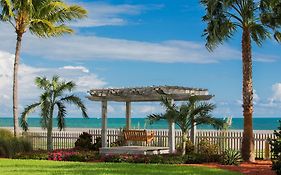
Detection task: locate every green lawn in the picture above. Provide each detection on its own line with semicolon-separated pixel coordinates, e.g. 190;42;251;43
0;159;241;175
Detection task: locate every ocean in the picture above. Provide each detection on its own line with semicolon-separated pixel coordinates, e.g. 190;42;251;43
0;117;280;130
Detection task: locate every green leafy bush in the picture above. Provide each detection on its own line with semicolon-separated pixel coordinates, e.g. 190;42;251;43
270;121;281;175
272;157;281;175
110;129;125;147
0;129;32;158
184;153;205;164
92;137;102;151
13;151;48;160
75;132;93;150
0;129;14;139
220;149;242;165
197;139;220;162
177;140;195;154
103;154;186;164
185;140;195;154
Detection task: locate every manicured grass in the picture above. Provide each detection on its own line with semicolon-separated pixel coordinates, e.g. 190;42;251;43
0;159;241;175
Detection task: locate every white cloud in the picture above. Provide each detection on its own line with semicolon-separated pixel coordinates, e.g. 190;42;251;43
0;23;279;64
68;2;163;27
61;66;89;73
0;50;107;116
270;83;281;102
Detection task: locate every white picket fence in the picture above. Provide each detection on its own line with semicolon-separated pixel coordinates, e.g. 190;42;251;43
25;129;276;159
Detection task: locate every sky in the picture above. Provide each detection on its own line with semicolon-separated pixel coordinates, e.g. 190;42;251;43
0;0;281;119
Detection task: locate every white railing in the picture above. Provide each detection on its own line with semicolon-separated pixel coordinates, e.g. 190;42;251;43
25;129;276;159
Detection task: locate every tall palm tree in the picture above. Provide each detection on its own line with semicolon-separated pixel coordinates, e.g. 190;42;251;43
0;0;87;137
201;0;271;162
148;96;224;155
21;76;88;151
260;0;281;42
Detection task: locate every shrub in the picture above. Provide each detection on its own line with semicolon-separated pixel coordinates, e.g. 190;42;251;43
48;149;100;162
0;129;13;139
0;129;32;158
110;129;125;147
176;140;195;155
103;154;185;164
92;137;102;151
13;151;48;160
75;132;94;150
185;140;195;154
184;153;205;164
270;121;281;175
272;157;281;175
197;139;220;162
220;149;242;165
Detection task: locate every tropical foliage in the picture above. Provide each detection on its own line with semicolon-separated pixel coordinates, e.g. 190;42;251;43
148;96;224;155
0;0;87;137
200;0;280;162
21;76;88;151
260;0;281;42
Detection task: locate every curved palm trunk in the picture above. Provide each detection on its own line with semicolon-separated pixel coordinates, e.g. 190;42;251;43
181;130;188;155
13;33;23;137
241;28;255;162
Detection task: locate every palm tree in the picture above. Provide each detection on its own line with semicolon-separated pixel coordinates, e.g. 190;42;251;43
0;0;87;137
200;0;271;162
21;76;88;151
148;96;224;155
260;0;281;42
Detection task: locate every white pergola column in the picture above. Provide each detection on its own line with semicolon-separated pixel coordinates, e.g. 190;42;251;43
168;121;176;153
101;100;108;147
125;101;131;130
190;123;197;145
168;99;176;153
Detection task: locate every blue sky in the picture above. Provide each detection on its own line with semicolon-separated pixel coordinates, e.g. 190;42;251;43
0;0;281;119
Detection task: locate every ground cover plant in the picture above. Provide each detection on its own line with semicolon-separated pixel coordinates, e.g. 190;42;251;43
0;159;242;175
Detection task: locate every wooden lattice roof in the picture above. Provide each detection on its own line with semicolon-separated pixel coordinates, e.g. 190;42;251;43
88;86;213;102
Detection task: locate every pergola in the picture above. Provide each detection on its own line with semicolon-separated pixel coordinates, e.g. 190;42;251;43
88;86;213;153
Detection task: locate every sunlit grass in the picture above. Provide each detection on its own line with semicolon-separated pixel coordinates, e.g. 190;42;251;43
0;159;241;175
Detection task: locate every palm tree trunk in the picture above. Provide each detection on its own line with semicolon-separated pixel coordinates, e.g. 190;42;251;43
47;106;54;152
13;33;23;137
241;28;255;162
181;130;188;156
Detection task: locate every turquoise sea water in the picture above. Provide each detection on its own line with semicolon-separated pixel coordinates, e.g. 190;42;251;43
0;117;280;130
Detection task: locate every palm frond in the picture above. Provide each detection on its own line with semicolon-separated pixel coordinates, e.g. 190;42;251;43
59;94;88;118
56;101;67;131
250;22;270;46
54;81;76;98
29;19;73;37
195;114;225;130
0;0;14;20
274;31;281;42
201;0;237;51
35;76;51;90
20;102;41;131
40;92;51;129
191;102;216;117
147;113;165;125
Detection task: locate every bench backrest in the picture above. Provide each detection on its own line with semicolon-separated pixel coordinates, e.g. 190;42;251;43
123;130;150;141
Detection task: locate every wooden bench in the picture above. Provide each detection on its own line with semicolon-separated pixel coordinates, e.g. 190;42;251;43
123;130;155;145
